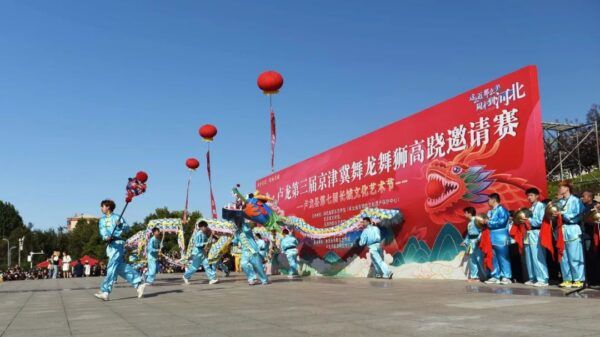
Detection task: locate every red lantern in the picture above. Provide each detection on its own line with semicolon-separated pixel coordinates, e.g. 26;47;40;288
199;124;218;142
257;71;284;94
186;158;200;170
135;171;148;183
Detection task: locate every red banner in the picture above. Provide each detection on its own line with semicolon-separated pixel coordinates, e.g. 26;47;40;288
257;66;546;261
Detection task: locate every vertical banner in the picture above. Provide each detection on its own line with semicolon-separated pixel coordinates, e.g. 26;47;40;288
206;150;218;219
256;66;547;278
271;109;276;173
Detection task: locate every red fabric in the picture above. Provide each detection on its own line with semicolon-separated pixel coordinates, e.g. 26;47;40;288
36;259;62;268
135;171;148;183
540;219;555;259
70;255;99;267
257;71;284;93
509;220;530;254
555;214;565;262
479;227;494;271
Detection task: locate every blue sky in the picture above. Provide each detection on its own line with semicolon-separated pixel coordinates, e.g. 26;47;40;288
1;1;598;229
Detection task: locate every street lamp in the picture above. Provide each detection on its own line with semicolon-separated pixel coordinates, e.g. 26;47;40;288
28;251;44;269
18;236;25;267
8;246;16;267
2;238;9;268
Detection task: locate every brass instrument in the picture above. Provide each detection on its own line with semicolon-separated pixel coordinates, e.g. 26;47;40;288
473;214;488;229
585;208;600;224
544;201;560;221
513;208;532;225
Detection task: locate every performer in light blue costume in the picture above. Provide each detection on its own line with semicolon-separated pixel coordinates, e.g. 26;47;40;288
232;222;269;285
484;193;512;285
183;221;218;285
523;188;548;287
144;227;161;285
94;199;145;301
281;228;301;278
462;207;483;281
255;233;270;261
359;217;393;279
556;181;586;288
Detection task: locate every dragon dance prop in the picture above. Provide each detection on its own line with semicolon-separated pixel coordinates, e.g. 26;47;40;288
111;171;148;240
125;218;186;267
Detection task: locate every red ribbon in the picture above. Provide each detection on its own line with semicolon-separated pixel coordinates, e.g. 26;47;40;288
206;149;218;219
479;227;494;271
270;109;276;173
593;224;600;253
183;172;192;223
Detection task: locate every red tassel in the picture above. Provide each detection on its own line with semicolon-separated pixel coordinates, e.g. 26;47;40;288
206;149;218;219
509;222;527;255
593;225;600;254
479;227;494;271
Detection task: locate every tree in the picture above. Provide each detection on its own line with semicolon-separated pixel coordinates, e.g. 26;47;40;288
0;201;24;238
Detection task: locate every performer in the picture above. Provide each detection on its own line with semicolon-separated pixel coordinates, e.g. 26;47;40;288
556;181;586;288
232;221;269;285
255;233;270;262
359;217;392;279
144;227;161;286
94;199;146;301
183;221;219;285
280;228;301;279
268;229;280;275
523;188;549;287
484;193;512;285
462;207;483;282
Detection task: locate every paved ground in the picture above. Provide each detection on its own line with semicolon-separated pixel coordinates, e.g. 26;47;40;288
1;273;600;337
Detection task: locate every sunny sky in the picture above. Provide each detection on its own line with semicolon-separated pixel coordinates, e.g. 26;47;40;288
1;0;598;229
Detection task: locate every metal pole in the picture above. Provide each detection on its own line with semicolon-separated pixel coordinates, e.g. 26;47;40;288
2;238;8;268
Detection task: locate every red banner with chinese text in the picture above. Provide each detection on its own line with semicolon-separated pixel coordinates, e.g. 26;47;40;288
256;66;546;260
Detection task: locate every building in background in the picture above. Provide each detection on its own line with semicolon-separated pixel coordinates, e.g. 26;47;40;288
66;214;98;232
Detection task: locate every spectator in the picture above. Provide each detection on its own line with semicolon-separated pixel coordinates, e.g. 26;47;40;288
73;260;84;277
62;251;72;278
51;253;60;279
84;261;91;277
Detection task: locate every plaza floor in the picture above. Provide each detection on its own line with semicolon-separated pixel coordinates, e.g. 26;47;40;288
1;273;599;337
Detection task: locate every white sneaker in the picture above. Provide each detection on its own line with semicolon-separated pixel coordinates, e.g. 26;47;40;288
209;279;219;285
499;278;512;285
386;272;393;280
524;280;535;286
248;279;259;286
137;283;147;299
484;278;500;284
94;292;109;301
533;282;549;287
183;276;190;285
287;275;295;279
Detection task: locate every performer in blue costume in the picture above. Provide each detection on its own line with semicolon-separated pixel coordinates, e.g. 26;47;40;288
462;207;483;282
183;221;219;285
94;199;145;301
556;181;586;288
232;222;269;285
359;217;392;279
523;188;548;287
484;193;512;285
144;227;161;287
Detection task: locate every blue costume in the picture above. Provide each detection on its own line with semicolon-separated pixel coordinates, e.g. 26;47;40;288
233;223;268;284
463;218;483;280
257;238;269;261
280;234;300;277
183;230;217;282
524;201;548;284
359;224;392;278
145;236;160;284
557;195;586;282
487;205;512;280
99;213;142;293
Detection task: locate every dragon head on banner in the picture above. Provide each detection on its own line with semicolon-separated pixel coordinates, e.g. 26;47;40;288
425;140;537;224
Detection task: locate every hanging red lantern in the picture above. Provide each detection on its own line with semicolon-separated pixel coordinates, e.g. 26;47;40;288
135;171;148;183
257;71;284;94
199;124;218;142
186;158;200;170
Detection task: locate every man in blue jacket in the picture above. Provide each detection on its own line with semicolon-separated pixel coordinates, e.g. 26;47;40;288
359;217;392;279
94;199;145;301
484;193;512;285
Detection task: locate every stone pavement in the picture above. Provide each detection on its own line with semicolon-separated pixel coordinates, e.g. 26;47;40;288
1;273;599;337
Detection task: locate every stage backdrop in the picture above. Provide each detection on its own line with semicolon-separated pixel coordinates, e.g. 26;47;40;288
256;65;547;279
